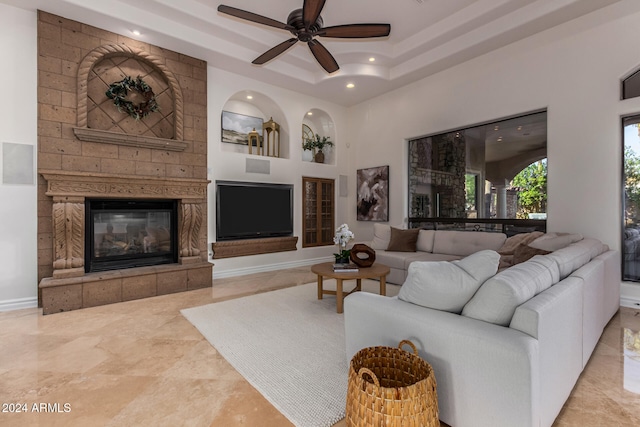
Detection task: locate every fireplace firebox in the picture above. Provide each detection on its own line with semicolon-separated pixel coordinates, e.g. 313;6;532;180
85;199;178;273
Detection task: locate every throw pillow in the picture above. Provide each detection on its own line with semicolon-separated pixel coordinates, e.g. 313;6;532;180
416;229;436;252
398;250;500;313
497;231;544;255
386;227;420;252
461;255;557;326
497;231;544;269
529;232;583;252
370;223;391;250
512;243;550;265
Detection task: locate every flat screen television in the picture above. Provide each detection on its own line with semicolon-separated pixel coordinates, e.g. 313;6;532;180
216;181;294;241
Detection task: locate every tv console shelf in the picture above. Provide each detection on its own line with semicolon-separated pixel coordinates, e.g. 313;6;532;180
211;236;298;259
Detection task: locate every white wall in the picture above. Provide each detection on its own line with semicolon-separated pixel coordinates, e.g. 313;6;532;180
345;3;640;304
207;67;350;277
0;4;38;310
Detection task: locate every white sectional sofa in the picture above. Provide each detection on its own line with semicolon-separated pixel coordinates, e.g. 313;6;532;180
365;224;508;284
344;231;620;427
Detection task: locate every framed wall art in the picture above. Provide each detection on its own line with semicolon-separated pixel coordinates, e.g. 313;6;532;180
221;111;263;145
357;165;389;221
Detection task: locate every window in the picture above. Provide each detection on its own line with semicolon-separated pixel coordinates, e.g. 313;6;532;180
622;115;640;281
302;177;334;247
622;69;640;100
407;111;547;230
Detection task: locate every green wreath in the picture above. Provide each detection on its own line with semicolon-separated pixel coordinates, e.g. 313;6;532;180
105;75;159;120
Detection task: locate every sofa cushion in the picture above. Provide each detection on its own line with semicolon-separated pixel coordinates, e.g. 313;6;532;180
387;227;420;252
546;237;605;279
432;230;507;257
462;255;558;326
370;223;392;250
529;232;583;251
398;250;500;313
416;229;436;252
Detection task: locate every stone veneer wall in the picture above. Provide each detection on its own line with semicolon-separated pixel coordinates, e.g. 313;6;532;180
409;134;466;218
36;11;211;313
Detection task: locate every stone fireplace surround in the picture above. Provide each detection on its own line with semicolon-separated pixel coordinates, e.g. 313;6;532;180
37;12;212;314
39;170;211;314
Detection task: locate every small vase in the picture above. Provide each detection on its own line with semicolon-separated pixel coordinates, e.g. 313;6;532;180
314;150;325;163
335;243;349;264
335;256;349;264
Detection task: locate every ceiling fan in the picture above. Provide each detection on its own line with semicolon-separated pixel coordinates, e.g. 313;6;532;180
217;0;391;73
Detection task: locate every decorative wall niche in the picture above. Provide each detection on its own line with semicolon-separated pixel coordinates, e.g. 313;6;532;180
74;44;187;151
302;108;336;165
221;91;289;159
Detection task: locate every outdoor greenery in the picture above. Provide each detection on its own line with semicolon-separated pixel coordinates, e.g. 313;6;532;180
465;174;476;212
512;159;547;219
625;145;640;224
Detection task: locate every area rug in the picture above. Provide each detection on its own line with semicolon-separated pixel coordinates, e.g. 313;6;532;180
181;279;399;427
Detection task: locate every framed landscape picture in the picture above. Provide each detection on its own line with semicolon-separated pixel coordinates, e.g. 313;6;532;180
221;111;263;145
357;165;389;221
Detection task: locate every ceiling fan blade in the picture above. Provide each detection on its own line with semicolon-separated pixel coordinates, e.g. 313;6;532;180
252;38;298;65
318;24;391;39
218;5;292;31
308;39;339;73
302;0;326;29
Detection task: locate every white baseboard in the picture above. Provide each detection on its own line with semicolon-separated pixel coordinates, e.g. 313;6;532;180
621;297;640;309
620;281;640;309
0;297;38;312
213;257;331;279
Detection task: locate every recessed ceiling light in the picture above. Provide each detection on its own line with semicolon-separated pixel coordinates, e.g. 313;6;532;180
497;137;503;142
346;83;355;89
494;125;499;131
517;126;523;131
246;95;253;100
307;112;313;116
132;30;141;36
369;57;376;62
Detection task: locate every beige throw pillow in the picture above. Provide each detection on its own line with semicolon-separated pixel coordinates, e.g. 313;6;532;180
529;233;583;252
398;250;500;313
370;223;391;250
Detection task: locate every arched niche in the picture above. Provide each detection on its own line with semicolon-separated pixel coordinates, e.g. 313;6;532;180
221;91;289;159
302;108;336;164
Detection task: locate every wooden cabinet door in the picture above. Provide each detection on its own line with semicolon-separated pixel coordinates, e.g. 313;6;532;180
302;177;334;247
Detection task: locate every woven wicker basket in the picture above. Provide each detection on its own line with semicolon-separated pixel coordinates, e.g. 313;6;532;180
346;340;438;427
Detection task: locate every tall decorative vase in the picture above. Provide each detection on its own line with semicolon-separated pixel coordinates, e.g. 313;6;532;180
314;150;325;163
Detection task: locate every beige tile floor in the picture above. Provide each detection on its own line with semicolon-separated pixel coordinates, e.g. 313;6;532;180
0;266;639;427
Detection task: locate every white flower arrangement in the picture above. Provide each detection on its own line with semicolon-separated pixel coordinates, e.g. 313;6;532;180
333;223;354;248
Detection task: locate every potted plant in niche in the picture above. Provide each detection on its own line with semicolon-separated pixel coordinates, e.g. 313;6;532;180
303;133;334;163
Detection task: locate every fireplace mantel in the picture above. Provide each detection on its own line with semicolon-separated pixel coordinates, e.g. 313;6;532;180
40;170;208;200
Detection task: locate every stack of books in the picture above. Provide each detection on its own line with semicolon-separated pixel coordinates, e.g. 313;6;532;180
333;263;359;272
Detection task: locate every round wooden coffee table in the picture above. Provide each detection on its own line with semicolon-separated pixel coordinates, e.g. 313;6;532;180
311;262;390;313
